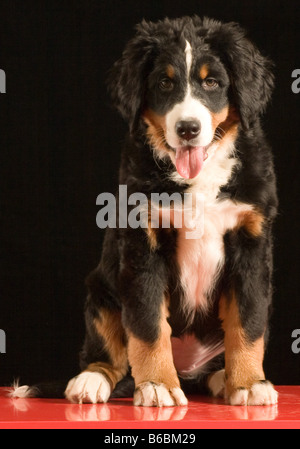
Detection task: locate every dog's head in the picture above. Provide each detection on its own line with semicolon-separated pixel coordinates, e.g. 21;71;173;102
108;16;274;179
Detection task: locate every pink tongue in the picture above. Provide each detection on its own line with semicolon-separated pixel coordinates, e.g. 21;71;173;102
175;146;204;179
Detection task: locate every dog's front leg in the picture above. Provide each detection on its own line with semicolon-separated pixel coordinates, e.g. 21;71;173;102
219;229;278;406
127;300;187;407
120;230;187;407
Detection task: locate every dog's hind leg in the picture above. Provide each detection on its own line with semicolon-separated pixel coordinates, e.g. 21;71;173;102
65;305;128;404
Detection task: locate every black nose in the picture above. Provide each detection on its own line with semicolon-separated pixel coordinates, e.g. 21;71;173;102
175;120;201;141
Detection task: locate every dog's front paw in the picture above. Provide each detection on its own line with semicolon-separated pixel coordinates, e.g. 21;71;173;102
65;371;111;404
226;380;278;406
134;382;188;407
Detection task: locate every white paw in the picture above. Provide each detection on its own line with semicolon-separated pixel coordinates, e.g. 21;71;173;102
134;382;188;407
247;381;278;405
65;372;111;404
207;369;225;398
227;381;278;406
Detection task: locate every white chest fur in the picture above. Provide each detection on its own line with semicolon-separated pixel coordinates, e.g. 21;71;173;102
173;139;252;313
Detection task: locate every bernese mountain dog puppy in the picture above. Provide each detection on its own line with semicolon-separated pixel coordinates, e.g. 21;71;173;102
14;16;278;406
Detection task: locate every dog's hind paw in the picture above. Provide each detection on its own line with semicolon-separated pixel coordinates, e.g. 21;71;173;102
65;371;111;404
207;369;225;398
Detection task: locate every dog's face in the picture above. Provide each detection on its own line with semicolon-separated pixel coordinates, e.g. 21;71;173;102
143;40;233;178
108;17;274;179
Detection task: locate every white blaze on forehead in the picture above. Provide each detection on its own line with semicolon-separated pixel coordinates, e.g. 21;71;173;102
164;39;214;151
185;40;193;77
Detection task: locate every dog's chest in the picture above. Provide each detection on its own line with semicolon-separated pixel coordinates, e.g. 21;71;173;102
174;149;252;312
176;199;248;311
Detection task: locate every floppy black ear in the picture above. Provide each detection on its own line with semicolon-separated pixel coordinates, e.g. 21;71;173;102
206;21;274;129
107;21;158;134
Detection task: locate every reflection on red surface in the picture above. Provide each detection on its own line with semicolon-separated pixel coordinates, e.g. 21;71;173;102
1;387;300;428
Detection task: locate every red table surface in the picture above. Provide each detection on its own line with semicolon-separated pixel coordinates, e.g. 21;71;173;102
0;386;300;429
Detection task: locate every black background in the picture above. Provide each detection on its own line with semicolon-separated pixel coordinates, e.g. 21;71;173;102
0;0;299;387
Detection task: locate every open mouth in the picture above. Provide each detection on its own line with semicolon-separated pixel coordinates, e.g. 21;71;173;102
174;145;209;179
169;124;226;179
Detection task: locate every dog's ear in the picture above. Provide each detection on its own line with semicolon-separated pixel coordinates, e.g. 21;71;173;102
107;20;158;134
206;21;274;129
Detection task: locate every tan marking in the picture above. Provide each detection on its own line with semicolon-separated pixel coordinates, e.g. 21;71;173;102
146;199;158;251
127;300;180;389
84;362;121;391
142;108;169;154
147;225;158;251
236;210;264;237
211;105;230;131
166;64;175;79
212;105;241;133
145;200;176;251
211;106;241;150
88;309;128;389
219;293;265;397
199;63;209;80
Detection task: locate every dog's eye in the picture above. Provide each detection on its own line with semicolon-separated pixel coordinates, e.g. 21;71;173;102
202;78;219;90
158;78;174;91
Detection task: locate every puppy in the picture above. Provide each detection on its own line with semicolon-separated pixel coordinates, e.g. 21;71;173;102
14;16;278;406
